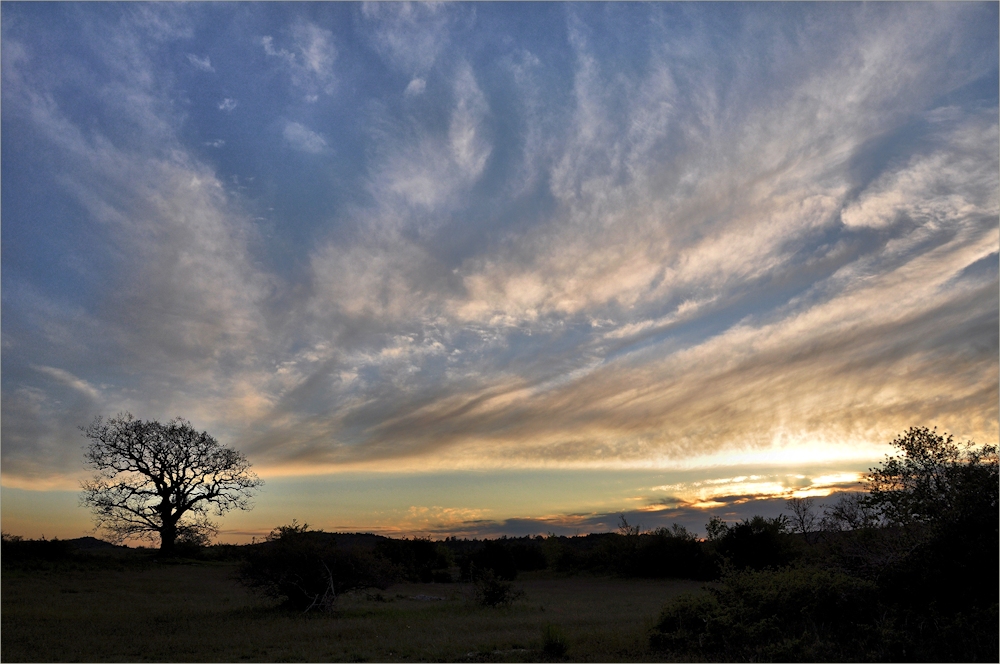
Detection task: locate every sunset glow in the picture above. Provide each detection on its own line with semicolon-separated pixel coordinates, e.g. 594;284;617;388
2;3;997;543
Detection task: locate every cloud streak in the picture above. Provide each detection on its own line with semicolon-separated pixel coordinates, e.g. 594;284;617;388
2;3;996;504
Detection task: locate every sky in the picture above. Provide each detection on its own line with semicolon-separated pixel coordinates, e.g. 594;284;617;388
2;2;997;543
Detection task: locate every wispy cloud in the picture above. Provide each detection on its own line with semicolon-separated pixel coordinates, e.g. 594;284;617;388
283;121;327;154
404;77;426;97
361;2;453;74
186;53;214;73
262;20;337;101
2;3;996;498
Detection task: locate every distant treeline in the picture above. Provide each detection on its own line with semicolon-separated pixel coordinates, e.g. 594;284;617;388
1;521;720;581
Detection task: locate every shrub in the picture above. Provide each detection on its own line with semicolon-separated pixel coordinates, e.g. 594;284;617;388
609;525;718;580
541;623;569;657
471;566;525;608
238;522;397;612
1;533;75;566
465;539;518;580
712;515;798;570
431;568;454;583
375;537;452;582
170;529;213;559
650;566;881;661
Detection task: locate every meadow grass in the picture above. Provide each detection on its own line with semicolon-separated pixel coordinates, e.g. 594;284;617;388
1;562;704;662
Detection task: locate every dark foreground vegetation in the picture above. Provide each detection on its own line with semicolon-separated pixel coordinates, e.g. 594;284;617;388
3;428;996;662
650;427;999;662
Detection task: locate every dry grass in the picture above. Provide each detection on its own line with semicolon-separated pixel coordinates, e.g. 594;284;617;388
2;562;705;662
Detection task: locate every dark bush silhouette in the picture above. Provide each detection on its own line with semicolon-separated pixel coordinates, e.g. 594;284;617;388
375;537;452;582
864;427;997;528
461;538;519;581
710;515;797;570
650;566;881;661
1;533;75;565
860;427;998;661
470;565;525;607
541;623;569;656
238;522;397;611
609;522;718;580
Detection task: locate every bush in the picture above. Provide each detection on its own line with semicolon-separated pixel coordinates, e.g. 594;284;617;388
711;515;798;570
541;623;569;657
464;539;519;581
169;529;213;559
375;537;452;582
609;525;718;580
650;566;881;661
471;566;525;608
238;522;397;612
1;533;75;566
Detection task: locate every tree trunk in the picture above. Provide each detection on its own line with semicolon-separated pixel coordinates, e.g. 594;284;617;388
159;520;178;553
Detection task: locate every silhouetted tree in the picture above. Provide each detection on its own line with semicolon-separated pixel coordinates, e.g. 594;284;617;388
861;427;999;659
820;493;881;532
863;426;997;528
785;497;818;541
81;413;263;553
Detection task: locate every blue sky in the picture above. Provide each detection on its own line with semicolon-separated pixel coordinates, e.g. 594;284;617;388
2;2;997;541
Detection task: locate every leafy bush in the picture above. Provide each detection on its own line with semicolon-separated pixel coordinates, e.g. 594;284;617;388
541;623;569;657
650;566;881;661
710;515;798;570
607;523;718;580
470;566;525;608
375;537;452;582
238;522;397;612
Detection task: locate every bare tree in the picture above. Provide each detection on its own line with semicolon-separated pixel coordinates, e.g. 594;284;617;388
785;497;818;542
81;413;263;553
617;514;642;537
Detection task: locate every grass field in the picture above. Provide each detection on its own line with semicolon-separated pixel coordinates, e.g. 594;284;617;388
1;561;705;662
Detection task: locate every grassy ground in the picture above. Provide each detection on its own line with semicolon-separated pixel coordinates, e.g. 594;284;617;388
1;561;705;662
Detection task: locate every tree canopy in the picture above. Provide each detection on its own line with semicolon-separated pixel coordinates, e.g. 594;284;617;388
864;426;998;527
81;413;263;552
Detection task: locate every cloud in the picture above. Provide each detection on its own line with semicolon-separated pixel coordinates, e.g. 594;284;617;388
283;121;327;154
361;2;453;74
33;366;102;401
243;3;997;475
404;77;426;96
2;3;997;492
262;21;337;100
362;62;491;213
186;53;214;72
218;98;237;112
1;9;279;483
